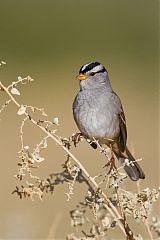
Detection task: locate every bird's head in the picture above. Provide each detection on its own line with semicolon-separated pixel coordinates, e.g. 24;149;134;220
76;61;112;90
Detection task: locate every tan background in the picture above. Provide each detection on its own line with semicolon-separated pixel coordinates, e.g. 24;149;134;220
0;0;159;239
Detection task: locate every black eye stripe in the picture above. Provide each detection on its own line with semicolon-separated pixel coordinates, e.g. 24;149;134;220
90;68;106;75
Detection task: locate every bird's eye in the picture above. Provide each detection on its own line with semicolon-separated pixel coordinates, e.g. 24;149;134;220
90;72;96;76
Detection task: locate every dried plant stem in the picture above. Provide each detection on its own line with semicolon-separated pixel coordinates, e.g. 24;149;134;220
136;180;141;194
144;219;154;240
136;180;153;240
0;81;136;238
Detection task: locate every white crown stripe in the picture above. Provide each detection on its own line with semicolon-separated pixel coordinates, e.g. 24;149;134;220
81;62;92;72
91;65;104;73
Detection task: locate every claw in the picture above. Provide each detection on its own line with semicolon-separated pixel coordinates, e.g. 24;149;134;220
72;133;83;147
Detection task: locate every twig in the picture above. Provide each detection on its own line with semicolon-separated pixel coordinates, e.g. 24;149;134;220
144;219;154;240
136;179;153;240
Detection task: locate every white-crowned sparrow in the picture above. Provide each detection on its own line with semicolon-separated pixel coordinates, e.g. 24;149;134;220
73;61;145;181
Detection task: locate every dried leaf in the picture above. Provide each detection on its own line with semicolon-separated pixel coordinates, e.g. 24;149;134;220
27;76;34;81
11;87;20;95
17;105;26;115
42;112;47;117
53;117;59;125
18;76;22;81
24;145;29;150
33;153;45;162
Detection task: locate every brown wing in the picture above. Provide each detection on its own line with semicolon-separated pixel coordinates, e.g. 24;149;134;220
118;110;127;152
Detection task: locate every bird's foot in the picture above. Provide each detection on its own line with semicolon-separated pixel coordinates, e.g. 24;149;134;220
104;155;117;175
72;132;83;147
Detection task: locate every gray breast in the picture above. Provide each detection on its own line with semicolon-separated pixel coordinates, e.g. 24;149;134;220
73;89;121;142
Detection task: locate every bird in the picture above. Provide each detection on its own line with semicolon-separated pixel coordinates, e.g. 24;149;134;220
72;61;145;181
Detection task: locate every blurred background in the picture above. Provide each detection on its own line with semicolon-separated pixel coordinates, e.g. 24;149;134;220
0;0;159;239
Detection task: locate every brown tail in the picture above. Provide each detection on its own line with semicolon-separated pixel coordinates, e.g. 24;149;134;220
88;140;145;181
116;146;145;181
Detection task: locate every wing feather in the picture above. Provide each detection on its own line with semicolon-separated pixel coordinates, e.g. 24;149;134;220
118;110;127;152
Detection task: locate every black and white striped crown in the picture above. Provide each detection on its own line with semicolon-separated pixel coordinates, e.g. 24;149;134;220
79;61;107;74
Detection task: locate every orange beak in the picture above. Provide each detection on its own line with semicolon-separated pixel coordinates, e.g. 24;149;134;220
76;73;87;80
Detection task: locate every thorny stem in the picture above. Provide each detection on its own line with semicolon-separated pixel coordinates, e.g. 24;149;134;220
0;81;136;239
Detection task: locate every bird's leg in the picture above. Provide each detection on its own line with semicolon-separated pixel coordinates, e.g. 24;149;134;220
86;138;98;149
104;144;117;175
72;132;83;147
